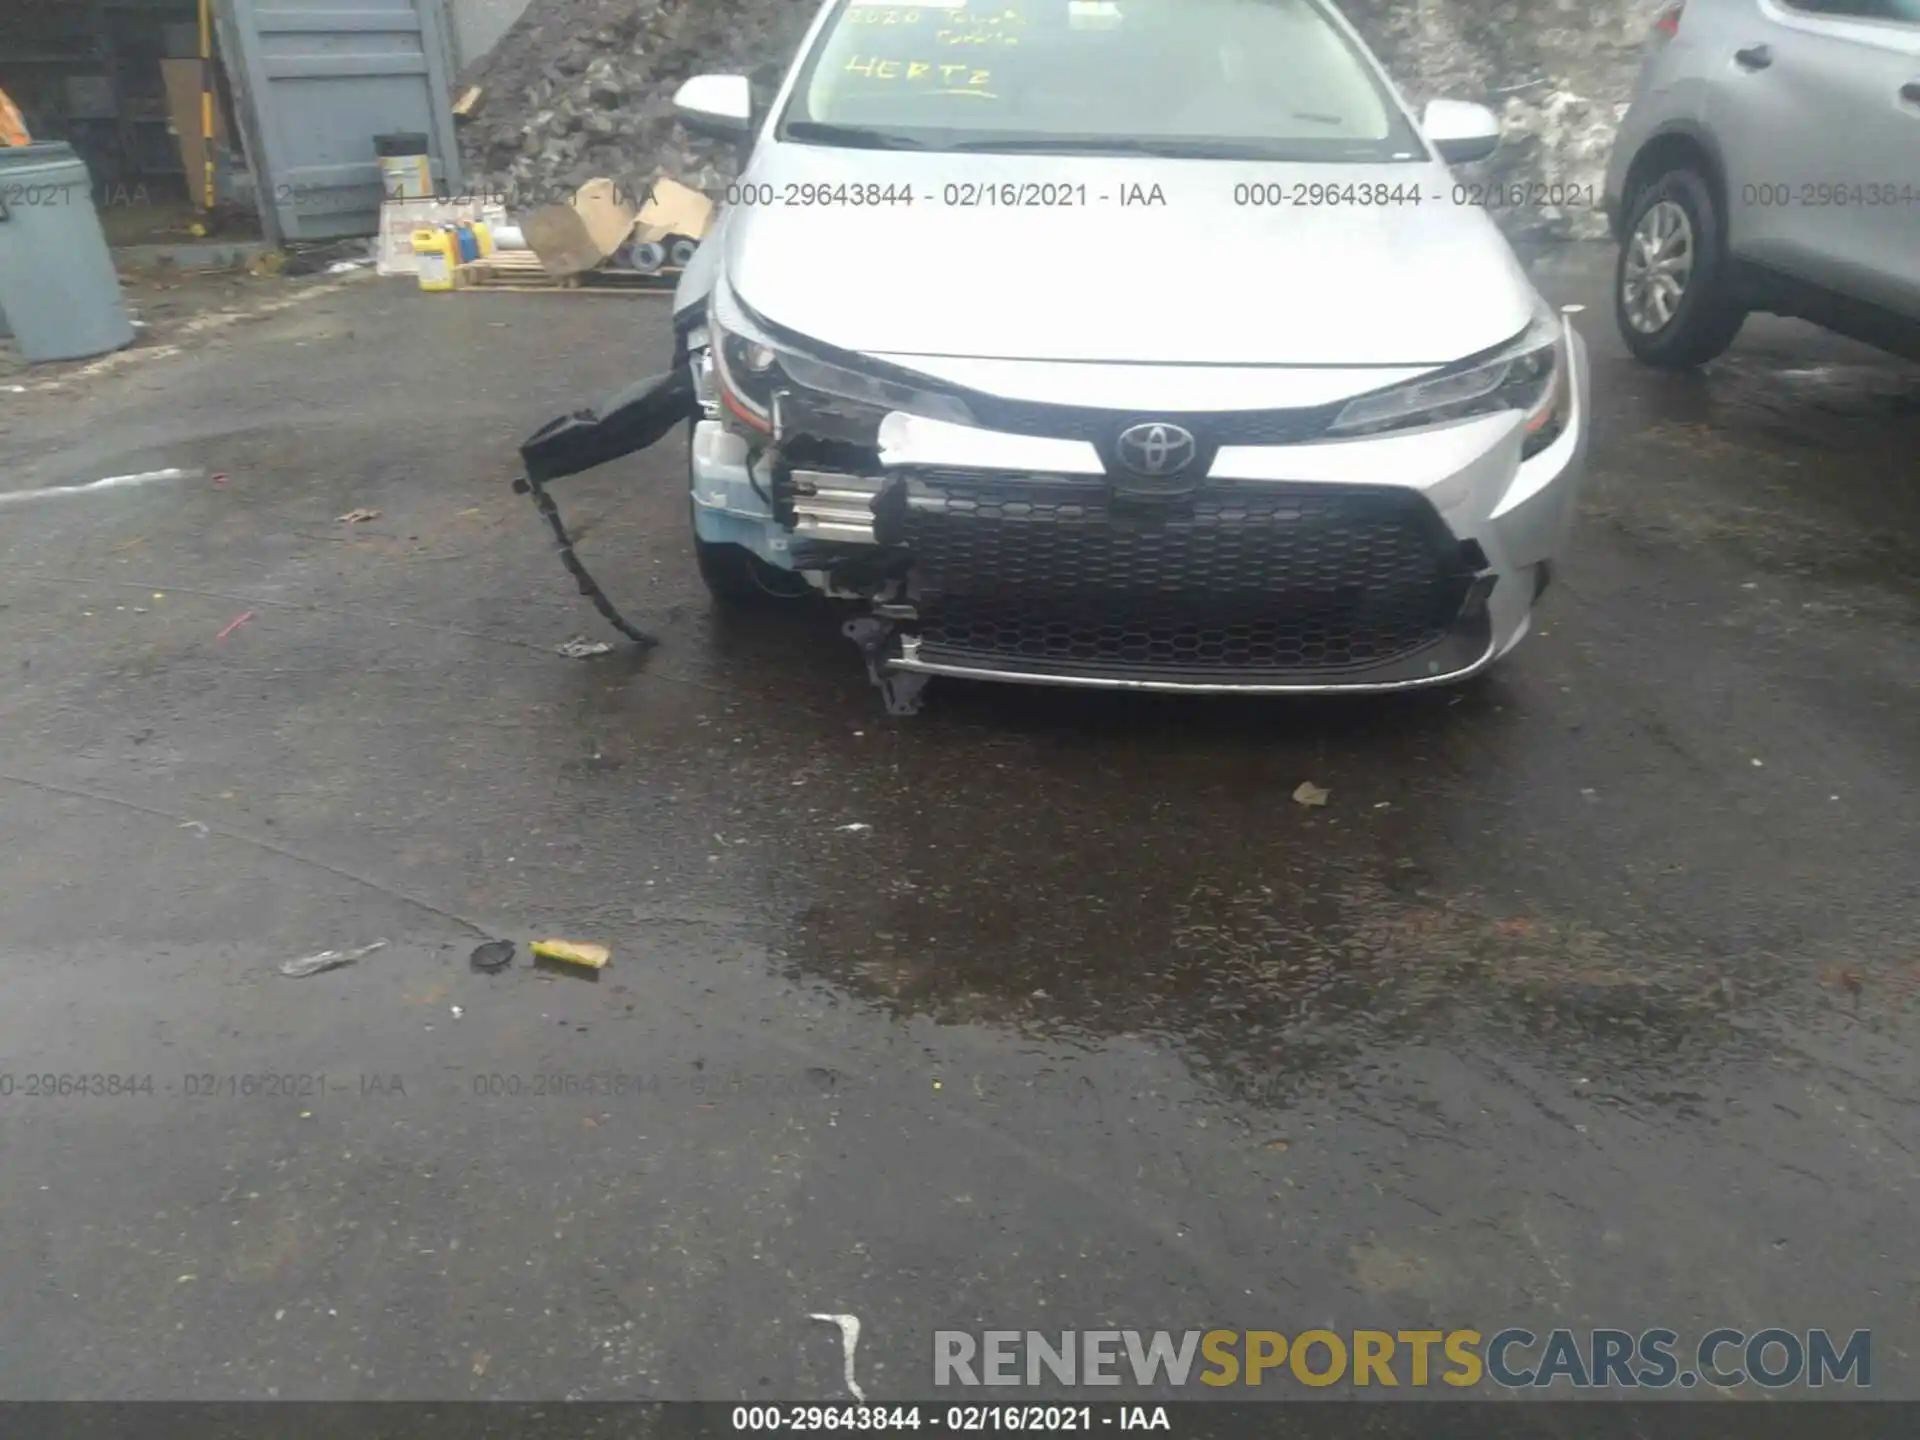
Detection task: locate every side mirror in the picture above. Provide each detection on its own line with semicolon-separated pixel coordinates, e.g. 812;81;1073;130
673;74;754;139
1422;99;1502;165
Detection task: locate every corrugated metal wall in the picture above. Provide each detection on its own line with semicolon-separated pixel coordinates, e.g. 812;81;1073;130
220;0;463;240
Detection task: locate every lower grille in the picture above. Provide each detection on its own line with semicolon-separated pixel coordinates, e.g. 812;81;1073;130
916;605;1460;678
900;474;1477;678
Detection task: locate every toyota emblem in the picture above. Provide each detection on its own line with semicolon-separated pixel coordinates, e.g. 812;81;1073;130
1114;422;1198;479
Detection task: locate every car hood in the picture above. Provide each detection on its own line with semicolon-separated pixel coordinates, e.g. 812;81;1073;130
723;145;1539;368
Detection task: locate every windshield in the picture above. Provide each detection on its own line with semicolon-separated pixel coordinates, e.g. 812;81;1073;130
777;0;1425;161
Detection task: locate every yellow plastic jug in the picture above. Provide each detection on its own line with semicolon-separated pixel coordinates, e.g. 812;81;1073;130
413;226;458;292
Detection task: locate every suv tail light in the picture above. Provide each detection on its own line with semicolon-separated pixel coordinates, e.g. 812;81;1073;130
1652;1;1684;37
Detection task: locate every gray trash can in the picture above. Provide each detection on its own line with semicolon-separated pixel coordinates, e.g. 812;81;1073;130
0;142;135;363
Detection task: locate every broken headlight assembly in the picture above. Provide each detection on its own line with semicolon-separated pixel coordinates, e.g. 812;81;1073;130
707;280;974;447
1327;304;1569;458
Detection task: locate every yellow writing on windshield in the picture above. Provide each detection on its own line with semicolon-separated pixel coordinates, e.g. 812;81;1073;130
846;5;1025;44
843;55;996;95
938;6;1026;45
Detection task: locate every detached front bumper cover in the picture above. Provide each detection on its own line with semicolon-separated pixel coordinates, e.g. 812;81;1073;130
514;366;701;647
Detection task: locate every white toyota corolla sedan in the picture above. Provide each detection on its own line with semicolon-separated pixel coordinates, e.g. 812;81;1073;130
665;0;1590;714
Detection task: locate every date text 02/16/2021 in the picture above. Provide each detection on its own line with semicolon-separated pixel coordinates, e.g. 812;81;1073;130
711;180;1599;210
0;1074;404;1098
731;1407;1167;1431
714;181;1597;210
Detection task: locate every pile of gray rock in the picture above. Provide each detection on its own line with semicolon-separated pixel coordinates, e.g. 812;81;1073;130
1343;0;1652;239
458;0;812;210
458;0;1656;241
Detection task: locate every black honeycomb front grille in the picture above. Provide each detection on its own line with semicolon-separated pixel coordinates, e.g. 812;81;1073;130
899;473;1477;679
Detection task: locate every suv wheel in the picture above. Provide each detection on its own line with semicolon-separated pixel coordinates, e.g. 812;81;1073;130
1615;167;1746;369
686;422;809;608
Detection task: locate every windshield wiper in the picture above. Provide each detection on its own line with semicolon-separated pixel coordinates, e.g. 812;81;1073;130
944;136;1287;159
782;121;931;151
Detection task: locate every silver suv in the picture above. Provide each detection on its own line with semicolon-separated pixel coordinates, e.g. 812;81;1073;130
1604;0;1920;366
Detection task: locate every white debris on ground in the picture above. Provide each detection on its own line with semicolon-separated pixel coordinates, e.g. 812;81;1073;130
457;0;1661;242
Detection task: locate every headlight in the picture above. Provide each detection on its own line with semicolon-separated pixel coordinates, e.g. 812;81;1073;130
1328;305;1569;458
709;282;783;434
708;281;973;443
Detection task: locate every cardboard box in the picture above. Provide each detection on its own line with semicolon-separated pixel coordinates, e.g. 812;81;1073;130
521;177;641;278
520;176;714;278
631;176;713;245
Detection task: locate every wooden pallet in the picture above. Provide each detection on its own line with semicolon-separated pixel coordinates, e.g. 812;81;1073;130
451;252;680;294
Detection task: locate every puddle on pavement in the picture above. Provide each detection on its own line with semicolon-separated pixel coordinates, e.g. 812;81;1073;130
785;859;1814;1113
516;596;1900;1122
742;668;1863;1120
1586;345;1920;599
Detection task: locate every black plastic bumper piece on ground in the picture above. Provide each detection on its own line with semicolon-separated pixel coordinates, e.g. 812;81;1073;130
517;469;659;649
511;368;700;649
518;369;698;485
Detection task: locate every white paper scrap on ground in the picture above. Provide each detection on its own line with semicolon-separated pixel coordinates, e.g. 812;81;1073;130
810;1314;867;1403
0;469;194;506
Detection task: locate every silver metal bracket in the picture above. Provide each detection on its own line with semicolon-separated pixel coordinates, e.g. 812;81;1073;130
841;616;931;717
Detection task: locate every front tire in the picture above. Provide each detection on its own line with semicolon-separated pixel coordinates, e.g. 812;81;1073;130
1615;166;1746;369
686;421;808;608
693;522;781;608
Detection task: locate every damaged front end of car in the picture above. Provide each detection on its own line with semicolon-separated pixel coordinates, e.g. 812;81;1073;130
688;279;1006;714
511;280;961;713
523;276;1570;719
690;278;1533;717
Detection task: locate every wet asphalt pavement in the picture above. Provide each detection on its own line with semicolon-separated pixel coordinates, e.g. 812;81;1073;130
0;245;1916;1405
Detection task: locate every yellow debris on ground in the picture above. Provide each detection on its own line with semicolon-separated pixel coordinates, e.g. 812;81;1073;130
530;939;610;970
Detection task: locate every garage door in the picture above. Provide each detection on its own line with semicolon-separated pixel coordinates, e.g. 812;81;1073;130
220;0;463;241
